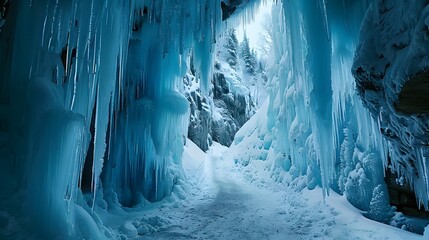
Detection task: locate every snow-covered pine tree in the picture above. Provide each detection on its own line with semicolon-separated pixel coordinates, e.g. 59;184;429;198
240;32;257;75
257;61;268;84
368;184;394;223
225;28;239;70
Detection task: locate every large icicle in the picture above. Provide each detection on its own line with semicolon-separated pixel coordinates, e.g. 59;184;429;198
265;0;388;211
270;0;335;194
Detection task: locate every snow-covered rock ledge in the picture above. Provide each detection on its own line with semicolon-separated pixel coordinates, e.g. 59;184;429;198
352;0;429;207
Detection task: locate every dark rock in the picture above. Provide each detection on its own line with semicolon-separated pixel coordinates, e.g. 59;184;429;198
385;170;429;218
185;70;255;149
211;99;238;146
352;1;429;208
185;74;212;151
221;1;236;21
397;70;429;114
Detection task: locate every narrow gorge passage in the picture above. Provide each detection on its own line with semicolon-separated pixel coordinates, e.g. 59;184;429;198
3;1;429;239
126;141;418;240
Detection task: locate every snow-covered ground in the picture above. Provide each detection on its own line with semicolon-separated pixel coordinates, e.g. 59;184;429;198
111;138;424;240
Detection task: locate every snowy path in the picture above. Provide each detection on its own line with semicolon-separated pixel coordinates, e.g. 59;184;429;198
127;140;422;240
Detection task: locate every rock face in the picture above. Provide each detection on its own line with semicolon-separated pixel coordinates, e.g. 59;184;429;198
184;65;256;150
184;28;264;151
352;1;429;207
211;71;253;146
220;0;254;21
213;73;248;127
184;73;212;151
384;170;429;218
397;71;429;114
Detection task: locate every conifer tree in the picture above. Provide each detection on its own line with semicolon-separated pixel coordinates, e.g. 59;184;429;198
368;185;394;223
225;28;239;70
240;33;257;75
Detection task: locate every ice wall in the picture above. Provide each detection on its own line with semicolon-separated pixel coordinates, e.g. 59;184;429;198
0;0;261;238
265;0;391;216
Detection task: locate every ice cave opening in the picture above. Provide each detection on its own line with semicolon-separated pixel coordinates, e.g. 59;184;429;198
1;0;429;239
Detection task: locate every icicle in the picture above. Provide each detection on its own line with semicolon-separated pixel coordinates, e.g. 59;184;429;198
319;0;330;41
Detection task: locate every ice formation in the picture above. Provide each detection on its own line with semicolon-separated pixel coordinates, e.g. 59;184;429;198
0;0;265;238
231;0;427;230
1;0;429;238
353;0;429;208
264;0;386;199
230;0;429;231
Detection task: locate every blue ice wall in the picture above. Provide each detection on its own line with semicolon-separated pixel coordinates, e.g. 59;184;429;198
266;0;390;213
286;0;334;192
0;0;264;238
